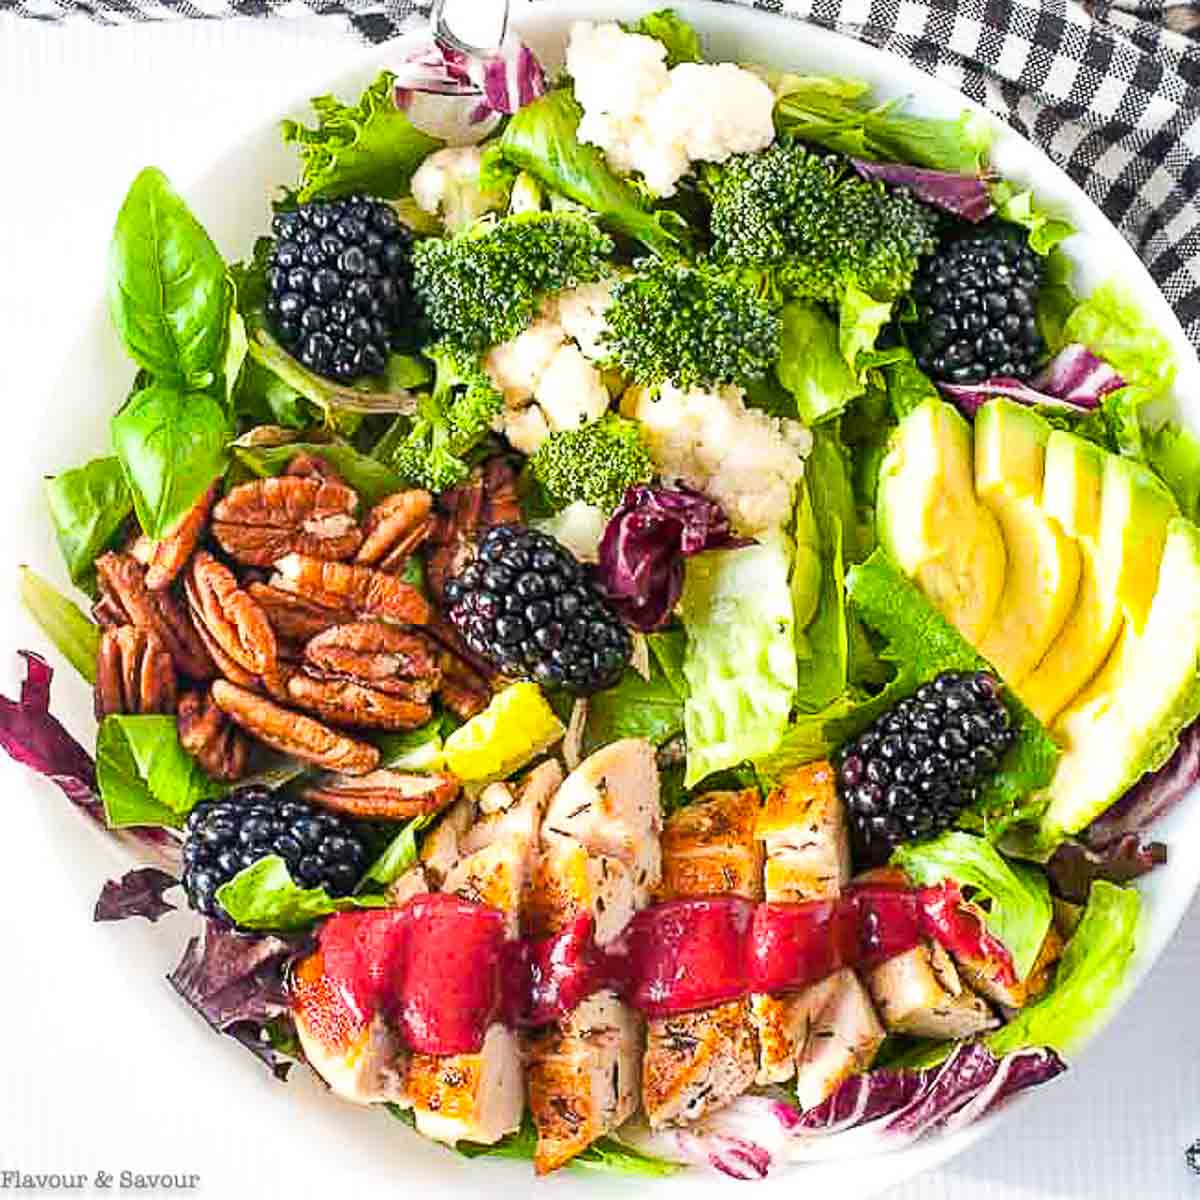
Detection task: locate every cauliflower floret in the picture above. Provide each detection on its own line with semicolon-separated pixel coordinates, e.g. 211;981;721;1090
565;21;776;197
533;500;609;563
552;279;616;362
485;319;567;406
411;146;505;232
536;345;611;432
626;383;813;537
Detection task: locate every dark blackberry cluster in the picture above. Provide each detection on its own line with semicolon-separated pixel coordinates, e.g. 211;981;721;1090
265;196;415;383
444;525;632;696
182;786;367;922
910;232;1046;384
837;671;1016;864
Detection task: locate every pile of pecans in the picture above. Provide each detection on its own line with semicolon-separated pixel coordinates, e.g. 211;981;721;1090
90;453;515;816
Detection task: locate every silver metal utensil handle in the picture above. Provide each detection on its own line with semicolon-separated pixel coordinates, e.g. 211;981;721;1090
431;0;510;56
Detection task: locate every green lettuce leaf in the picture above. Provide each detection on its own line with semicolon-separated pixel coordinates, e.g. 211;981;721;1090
624;8;703;65
773;76;992;173
1143;421;1200;521
892;831;1053;979
681;541;797;785
989;880;1140;1054
19;567;101;684
359;814;437;891
282;71;443;203
216;854;390;932
839;283;894;377
846;550;1060;835
775;302;863;424
991;183;1073;255
97;714;225;829
1063;282;1175;399
231;437;407;505
1036;247;1078;351
45;457;134;588
585;629;687;755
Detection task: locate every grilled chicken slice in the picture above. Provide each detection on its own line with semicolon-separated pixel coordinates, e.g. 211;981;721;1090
407;1025;525;1146
527;748;658;1172
792;968;885;1110
526;992;642;1174
543;738;662;904
955;923;1064;1010
756;762;850;903
408;762;563;1145
643;790;762;1129
866;941;999;1039
419;798;474;887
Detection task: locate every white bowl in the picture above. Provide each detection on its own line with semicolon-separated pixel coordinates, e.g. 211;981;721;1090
7;3;1199;1197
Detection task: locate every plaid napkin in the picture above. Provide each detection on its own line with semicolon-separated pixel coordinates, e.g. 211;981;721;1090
5;0;1200;349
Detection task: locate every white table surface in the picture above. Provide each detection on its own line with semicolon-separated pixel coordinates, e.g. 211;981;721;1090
0;12;1196;1199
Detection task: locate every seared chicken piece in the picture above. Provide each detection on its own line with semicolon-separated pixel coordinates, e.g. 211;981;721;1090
526;993;642;1174
756;762;850;903
386;863;431;906
406;1025;525;1146
543;738;662;904
866;941;999;1039
792;969;885;1110
419;797;474;887
955;923;1064;1010
643;790;762;1129
527;744;659;1172
408;762;562;1145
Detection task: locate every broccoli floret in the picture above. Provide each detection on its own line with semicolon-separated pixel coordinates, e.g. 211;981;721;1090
706;143;939;303
528;415;654;514
384;342;504;492
602;260;781;391
411;211;615;353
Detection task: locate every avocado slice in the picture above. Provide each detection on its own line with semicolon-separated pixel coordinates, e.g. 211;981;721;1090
1018;432;1123;724
974;400;1081;686
877;399;1006;643
1036;518;1200;849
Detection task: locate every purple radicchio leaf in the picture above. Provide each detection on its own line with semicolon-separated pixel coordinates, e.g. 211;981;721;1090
168;919;308;1081
1086;717;1200;850
596;485;746;631
939;343;1126;419
853;160;995;222
0;651;180;871
1047;837;1168;905
94;867;179;923
393;35;546;120
792;1042;1066;1158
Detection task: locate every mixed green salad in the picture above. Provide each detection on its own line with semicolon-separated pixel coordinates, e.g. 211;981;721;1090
6;7;1200;1182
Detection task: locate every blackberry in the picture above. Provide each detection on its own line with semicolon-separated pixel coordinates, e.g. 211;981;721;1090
181;786;366;922
264;196;416;384
910;231;1046;384
444;524;632;696
836;670;1015;864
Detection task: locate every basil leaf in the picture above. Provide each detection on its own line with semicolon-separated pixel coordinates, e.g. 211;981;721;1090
231;439;404;505
18;567;101;684
217;855;389;931
112;382;230;538
44;457;133;586
97;714;225;829
108;167;229;387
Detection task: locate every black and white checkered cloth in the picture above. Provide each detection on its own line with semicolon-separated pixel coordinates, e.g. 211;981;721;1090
3;0;1200;345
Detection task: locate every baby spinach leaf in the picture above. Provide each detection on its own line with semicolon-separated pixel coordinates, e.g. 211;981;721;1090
282;71;443;203
18;567;101;684
584;629;687;754
108;167;229;387
111;382;230;539
97;714;225;829
217;854;390;932
231;438;405;505
44;457;133;586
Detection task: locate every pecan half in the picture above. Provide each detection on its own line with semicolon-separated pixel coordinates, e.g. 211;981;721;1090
304;622;441;697
177;689;250;782
272;554;430;625
245;582;354;643
436;648;492;721
144;481;220;590
426;457;519;601
211;476;363;568
211;680;379;775
95;552;214;681
303;769;461;821
94;626;178;720
286;671;433;731
187;552;278;678
356;490;434;572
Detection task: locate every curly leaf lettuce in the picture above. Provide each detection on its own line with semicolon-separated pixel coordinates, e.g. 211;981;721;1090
623;8;703;65
282;71;443;202
991;182;1073;255
681;540;797;786
775;302;863;424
